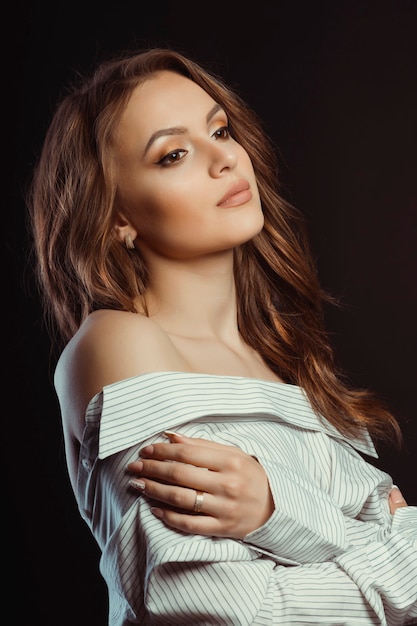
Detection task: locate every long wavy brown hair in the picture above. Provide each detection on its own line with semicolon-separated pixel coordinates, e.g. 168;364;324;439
27;47;401;444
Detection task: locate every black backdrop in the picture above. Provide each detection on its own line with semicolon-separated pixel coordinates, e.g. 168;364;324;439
6;1;417;624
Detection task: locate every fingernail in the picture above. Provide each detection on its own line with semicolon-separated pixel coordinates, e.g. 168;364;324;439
390;486;405;503
129;479;145;491
140;445;154;456
127;460;143;471
164;430;184;439
151;507;163;518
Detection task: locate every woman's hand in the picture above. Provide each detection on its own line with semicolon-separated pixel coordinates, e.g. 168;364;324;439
127;432;274;539
389;485;408;514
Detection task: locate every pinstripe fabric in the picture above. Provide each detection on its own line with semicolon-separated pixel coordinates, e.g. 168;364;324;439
76;372;417;625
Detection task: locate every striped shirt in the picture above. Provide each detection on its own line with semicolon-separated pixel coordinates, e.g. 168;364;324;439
76;372;417;625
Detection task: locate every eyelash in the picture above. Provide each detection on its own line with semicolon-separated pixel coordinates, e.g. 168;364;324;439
157;125;231;166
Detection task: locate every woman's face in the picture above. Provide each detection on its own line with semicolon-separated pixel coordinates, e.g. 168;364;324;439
115;70;264;261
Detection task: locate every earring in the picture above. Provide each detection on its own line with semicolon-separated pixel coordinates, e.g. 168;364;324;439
125;233;135;250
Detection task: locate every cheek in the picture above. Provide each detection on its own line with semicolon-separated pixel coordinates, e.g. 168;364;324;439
120;179;165;225
128;184;195;243
140;174;202;222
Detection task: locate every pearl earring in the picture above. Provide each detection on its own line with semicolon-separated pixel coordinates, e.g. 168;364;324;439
125;233;135;250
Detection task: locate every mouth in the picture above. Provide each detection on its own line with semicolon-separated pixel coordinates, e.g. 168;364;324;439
217;179;252;208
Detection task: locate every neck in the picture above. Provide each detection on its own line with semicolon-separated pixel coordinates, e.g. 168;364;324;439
141;251;240;341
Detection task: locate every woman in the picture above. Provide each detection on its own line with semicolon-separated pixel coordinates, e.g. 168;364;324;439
27;47;417;625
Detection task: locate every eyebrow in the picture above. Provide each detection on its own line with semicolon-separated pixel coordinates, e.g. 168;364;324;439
143;103;224;156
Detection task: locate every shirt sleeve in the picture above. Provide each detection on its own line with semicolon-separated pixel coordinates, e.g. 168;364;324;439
102;494;417;626
335;508;417;626
238;455;417;625
242;456;349;563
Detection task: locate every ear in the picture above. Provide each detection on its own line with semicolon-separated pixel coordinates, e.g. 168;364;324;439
113;211;138;245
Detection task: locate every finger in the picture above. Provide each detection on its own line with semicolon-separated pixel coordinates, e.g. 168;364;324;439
139;440;244;472
129;455;217;493
150;506;237;538
164;431;242;453
129;478;211;513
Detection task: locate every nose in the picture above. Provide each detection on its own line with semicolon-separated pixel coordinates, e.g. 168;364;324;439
207;140;237;177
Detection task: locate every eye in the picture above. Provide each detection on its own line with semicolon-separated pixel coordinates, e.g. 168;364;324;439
157;149;187;166
212;125;230;140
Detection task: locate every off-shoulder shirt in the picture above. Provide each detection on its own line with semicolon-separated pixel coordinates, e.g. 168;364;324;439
74;372;417;625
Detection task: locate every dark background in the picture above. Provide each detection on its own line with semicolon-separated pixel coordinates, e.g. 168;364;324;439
6;1;417;624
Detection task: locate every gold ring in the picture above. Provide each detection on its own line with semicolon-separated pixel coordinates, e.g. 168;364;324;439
193;490;204;513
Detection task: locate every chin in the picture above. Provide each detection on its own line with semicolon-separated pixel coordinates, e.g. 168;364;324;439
238;209;264;238
227;225;264;249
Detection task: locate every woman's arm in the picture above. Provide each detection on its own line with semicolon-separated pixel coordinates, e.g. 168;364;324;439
128;432;409;537
146;550;393;625
128;433;417;623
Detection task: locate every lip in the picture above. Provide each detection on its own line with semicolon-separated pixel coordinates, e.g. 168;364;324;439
217;179;252;207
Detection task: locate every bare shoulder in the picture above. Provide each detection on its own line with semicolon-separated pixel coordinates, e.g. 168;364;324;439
55;310;187;438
